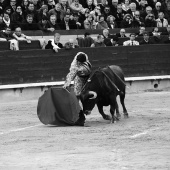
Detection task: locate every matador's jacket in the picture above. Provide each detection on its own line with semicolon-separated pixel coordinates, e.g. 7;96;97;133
64;52;92;96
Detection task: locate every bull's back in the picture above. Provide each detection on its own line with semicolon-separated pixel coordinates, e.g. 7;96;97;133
109;65;125;81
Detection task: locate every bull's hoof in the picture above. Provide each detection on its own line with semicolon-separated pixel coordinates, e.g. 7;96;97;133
74;119;84;126
104;115;112;120
116;113;121;119
124;113;129;118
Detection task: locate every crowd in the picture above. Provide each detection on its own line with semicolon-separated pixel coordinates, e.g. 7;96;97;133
0;0;170;50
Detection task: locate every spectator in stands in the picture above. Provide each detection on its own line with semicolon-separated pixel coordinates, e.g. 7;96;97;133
144;13;157;27
120;13;133;28
70;0;85;14
123;33;139;46
46;0;56;11
116;28;128;38
106;15;117;29
48;3;65;23
114;4;126;28
60;0;69;13
45;32;63;52
21;0;29;12
102;5;112;21
90;5;102;22
131;10;145;27
151;27;163;44
127;3;137;17
156;12;169;27
84;32;90;38
9;0;17;14
138;0;148;19
72;13;84;29
48;14;60;30
98;0;109;13
96;14;108;29
139;31;154;44
0;0;5;16
0;26;19;50
64;38;79;48
122;0;130;12
0;15;6;30
22;14;39;30
165;2;170;25
84;0;96;12
141;6;153;19
91;34;106;47
2;12;12;28
12;26;32;43
60;12;77;30
164;33;170;43
102;28;112;39
84;13;96;29
4;6;13;17
136;26;146;36
37;5;50;22
11;5;24;25
38;16;51;31
24;3;38;23
30;0;42;10
152;2;163;19
104;34;119;46
110;0;118;14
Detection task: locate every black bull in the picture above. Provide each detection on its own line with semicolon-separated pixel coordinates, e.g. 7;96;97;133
79;65;128;123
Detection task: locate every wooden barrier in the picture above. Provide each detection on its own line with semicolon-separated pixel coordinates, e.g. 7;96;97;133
0;44;170;85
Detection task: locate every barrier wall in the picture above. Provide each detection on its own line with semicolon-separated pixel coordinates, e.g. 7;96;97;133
0;44;170;85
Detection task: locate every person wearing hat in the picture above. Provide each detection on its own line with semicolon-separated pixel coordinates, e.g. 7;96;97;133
63;52;92;126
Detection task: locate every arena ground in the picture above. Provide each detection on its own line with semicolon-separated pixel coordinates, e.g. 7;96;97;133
0;90;170;170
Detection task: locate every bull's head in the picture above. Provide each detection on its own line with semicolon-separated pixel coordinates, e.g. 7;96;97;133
80;90;97;115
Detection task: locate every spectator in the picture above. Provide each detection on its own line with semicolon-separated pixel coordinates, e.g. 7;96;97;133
84;13;96;29
24;3;38;23
156;12;169;27
12;26;32;42
114;4;126;28
120;14;133;28
72;13;84;29
21;0;29;12
122;0;130;12
116;28;128;38
0;16;6;30
46;0;56;11
48;14;60;30
84;32;91;38
165;2;170;25
96;14;108;29
102;28;112;39
4;6;13;17
59;12;77;30
90;5;102;22
136;26;145;36
91;34;106;47
152;2;163;19
139;31;154;44
2;12;12;28
131;10;145;28
64;38;79;48
60;0;69;13
48;3;65;23
0;1;5;16
37;5;50;22
22;14;39;30
9;0;17;14
123;33;139;46
110;0;118;14
98;0;109;13
38;16;51;32
144;13;157;27
106;15;118;29
151;27;163;44
138;0;148;19
31;0;42;10
127;3;137;17
102;5;112;21
11;5;24;25
104;35;119;46
45;32;63;52
70;0;85;14
0;26;19;50
164;33;170;43
84;0;96;12
141;6;153;19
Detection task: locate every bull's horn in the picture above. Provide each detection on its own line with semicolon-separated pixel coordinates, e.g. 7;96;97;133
88;91;97;99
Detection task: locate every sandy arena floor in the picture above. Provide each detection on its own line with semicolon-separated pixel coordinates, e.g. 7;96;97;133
0;91;170;170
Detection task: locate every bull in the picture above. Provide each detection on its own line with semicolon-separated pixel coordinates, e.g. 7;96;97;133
79;65;128;123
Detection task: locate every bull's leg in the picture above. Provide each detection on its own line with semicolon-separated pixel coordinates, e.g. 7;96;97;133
115;100;121;119
110;98;117;123
97;103;111;120
119;91;128;118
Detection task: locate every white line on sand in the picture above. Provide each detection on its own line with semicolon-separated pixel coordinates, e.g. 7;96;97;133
129;127;160;138
0;124;42;135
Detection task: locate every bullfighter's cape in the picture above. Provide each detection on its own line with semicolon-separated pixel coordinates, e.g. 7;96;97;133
37;87;80;126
